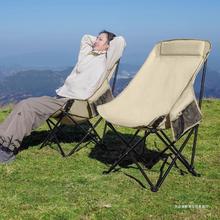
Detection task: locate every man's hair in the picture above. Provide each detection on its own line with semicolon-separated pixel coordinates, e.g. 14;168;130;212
99;30;116;44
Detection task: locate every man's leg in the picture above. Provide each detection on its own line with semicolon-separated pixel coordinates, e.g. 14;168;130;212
0;96;68;162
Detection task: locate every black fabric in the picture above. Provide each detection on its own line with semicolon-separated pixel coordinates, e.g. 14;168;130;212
90;89;113;115
172;101;202;140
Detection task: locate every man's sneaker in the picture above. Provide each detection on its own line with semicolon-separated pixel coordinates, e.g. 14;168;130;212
0;145;16;164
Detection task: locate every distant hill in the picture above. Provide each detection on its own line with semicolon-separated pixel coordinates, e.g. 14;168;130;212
0;65;219;105
194;69;220;98
0;68;71;105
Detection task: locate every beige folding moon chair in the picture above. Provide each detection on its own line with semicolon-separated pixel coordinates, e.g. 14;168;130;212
97;39;211;192
40;36;126;157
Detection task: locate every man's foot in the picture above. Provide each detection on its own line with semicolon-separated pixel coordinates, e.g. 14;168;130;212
0;145;16;164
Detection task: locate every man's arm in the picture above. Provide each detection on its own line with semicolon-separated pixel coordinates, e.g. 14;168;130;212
106;36;126;71
78;34;96;61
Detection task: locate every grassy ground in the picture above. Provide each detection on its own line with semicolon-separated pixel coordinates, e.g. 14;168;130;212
0;99;219;220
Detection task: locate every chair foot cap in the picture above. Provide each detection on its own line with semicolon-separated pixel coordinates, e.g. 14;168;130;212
151;187;158;192
189;168;201;177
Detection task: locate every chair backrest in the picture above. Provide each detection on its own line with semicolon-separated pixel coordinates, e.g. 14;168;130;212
97;39;211;129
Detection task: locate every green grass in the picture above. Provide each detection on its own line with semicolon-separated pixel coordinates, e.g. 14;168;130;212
0;99;219;219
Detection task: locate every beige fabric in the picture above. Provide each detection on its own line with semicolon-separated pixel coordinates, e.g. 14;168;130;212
52;99;91;124
97;39;211;140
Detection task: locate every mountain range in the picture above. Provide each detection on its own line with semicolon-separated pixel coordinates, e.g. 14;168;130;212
0;64;219;105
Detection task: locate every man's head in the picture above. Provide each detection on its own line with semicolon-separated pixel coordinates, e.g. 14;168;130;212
93;30;116;52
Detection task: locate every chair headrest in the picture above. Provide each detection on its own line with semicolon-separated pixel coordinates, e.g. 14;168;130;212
159;39;211;57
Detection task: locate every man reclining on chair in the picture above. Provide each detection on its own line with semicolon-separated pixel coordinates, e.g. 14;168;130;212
0;30;125;163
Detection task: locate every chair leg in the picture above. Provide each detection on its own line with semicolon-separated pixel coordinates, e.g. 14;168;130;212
103;124;171;191
154;133;198;190
103;123;202;191
65;124;100;157
158;129;200;176
40;118;62;149
40;118;67;157
102;122;108;143
103;123;150;172
103;135;148;174
130;153;156;191
87;119;103;143
65;116;104;157
191;125;199;168
40;120;52;149
41;113;104;157
52;133;66;157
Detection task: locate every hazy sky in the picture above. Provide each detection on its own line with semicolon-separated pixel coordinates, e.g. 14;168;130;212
0;0;219;69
